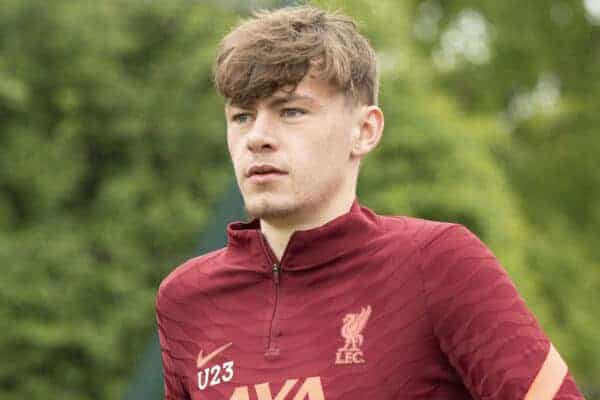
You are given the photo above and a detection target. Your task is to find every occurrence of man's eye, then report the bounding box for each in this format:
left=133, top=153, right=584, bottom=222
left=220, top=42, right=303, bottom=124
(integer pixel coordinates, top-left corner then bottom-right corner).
left=231, top=113, right=252, bottom=123
left=281, top=108, right=306, bottom=118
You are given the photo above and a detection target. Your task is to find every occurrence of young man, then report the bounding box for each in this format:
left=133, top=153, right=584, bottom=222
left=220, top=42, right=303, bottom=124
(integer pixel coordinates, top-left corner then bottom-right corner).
left=156, top=6, right=584, bottom=399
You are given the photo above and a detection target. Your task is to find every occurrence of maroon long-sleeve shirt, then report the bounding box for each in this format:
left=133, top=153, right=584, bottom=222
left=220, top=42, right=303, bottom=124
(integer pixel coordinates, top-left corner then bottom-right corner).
left=156, top=198, right=583, bottom=399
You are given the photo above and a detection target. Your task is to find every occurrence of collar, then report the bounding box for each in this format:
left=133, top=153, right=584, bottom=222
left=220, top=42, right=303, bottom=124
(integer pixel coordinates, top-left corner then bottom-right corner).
left=225, top=197, right=380, bottom=271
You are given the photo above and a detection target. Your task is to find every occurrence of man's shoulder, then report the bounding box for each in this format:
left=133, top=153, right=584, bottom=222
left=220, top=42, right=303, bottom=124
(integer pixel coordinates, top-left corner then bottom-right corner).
left=156, top=247, right=226, bottom=307
left=376, top=212, right=465, bottom=250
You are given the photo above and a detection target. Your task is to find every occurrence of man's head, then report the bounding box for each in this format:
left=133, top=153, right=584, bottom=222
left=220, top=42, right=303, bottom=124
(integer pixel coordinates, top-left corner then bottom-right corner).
left=214, top=6, right=384, bottom=223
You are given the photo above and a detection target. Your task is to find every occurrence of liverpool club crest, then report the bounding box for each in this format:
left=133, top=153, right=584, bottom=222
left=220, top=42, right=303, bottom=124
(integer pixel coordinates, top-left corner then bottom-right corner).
left=335, top=305, right=371, bottom=365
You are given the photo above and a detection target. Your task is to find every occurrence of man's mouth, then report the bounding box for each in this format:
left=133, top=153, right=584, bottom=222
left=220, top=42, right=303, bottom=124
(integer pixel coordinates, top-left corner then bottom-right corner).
left=246, top=164, right=287, bottom=183
left=246, top=164, right=287, bottom=177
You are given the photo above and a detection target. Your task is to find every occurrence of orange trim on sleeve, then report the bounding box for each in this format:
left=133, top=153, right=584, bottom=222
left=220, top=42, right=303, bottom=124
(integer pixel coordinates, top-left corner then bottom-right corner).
left=524, top=343, right=568, bottom=400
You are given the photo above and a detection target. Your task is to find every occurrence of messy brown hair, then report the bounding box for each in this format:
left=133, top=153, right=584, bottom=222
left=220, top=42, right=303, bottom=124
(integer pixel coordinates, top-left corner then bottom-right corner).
left=214, top=5, right=379, bottom=107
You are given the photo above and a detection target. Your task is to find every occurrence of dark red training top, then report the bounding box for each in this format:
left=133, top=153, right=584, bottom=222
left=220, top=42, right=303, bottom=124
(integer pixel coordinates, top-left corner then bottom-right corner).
left=156, top=198, right=583, bottom=399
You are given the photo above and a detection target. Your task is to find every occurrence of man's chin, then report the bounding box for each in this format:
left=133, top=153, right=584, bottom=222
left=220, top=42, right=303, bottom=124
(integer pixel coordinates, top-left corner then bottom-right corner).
left=243, top=196, right=300, bottom=221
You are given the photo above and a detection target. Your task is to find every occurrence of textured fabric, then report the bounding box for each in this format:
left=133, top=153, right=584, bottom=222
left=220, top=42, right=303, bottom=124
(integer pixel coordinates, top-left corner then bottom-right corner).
left=156, top=198, right=584, bottom=399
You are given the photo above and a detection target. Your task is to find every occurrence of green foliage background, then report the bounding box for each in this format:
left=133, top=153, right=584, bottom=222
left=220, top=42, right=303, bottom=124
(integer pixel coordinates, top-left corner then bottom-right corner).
left=0, top=0, right=597, bottom=398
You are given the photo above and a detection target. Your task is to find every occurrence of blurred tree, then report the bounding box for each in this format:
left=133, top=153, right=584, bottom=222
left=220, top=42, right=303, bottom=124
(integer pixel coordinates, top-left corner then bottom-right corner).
left=0, top=1, right=235, bottom=398
left=403, top=0, right=600, bottom=388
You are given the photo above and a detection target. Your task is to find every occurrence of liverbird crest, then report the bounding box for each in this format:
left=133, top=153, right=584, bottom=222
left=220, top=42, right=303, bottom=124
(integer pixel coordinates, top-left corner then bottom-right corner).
left=335, top=305, right=372, bottom=365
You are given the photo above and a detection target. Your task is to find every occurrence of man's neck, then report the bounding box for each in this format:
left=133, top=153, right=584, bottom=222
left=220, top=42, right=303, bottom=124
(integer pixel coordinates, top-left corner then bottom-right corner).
left=260, top=194, right=356, bottom=262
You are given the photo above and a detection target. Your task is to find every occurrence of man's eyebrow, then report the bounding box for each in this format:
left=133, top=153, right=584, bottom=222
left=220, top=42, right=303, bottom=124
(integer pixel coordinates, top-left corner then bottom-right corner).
left=265, top=94, right=318, bottom=107
left=225, top=102, right=249, bottom=110
left=226, top=94, right=319, bottom=111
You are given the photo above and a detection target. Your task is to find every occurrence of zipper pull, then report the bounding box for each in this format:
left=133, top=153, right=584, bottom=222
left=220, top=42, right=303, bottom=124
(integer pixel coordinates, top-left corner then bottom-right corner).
left=272, top=263, right=280, bottom=284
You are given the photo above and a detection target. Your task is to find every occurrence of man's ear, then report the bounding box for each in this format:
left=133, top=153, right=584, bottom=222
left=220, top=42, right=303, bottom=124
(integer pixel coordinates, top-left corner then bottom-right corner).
left=351, top=105, right=384, bottom=158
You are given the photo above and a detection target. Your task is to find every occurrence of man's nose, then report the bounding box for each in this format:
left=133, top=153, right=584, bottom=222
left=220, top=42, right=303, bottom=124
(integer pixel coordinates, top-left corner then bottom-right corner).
left=246, top=112, right=277, bottom=152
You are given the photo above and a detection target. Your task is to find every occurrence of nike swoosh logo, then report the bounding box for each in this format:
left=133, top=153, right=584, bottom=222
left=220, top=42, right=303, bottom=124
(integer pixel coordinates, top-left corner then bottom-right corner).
left=197, top=342, right=233, bottom=369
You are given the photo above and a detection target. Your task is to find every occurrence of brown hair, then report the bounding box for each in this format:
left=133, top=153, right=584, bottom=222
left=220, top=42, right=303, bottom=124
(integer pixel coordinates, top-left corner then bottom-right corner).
left=213, top=5, right=379, bottom=107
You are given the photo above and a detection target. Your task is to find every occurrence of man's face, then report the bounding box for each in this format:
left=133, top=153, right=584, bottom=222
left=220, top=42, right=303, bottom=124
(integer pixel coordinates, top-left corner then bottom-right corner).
left=225, top=72, right=361, bottom=222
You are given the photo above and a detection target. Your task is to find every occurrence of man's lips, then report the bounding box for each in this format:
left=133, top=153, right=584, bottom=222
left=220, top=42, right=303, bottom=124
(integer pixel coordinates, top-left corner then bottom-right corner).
left=245, top=164, right=287, bottom=184
left=245, top=164, right=287, bottom=177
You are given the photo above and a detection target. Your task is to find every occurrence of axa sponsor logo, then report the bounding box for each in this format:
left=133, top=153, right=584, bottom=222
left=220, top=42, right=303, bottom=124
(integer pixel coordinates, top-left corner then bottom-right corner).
left=229, top=376, right=325, bottom=400
left=335, top=305, right=371, bottom=365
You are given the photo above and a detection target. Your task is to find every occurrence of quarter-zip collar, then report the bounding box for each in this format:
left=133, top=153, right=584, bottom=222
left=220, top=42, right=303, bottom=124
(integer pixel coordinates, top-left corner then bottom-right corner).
left=225, top=197, right=379, bottom=271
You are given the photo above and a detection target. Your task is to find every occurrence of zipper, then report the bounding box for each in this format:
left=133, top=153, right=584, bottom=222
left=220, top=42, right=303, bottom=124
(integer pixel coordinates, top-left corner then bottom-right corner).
left=272, top=263, right=280, bottom=285
left=260, top=232, right=292, bottom=360
left=265, top=262, right=281, bottom=359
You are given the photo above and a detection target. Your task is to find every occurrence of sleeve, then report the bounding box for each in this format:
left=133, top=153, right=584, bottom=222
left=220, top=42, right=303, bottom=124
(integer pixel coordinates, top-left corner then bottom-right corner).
left=554, top=373, right=584, bottom=399
left=156, top=288, right=190, bottom=400
left=420, top=224, right=584, bottom=399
